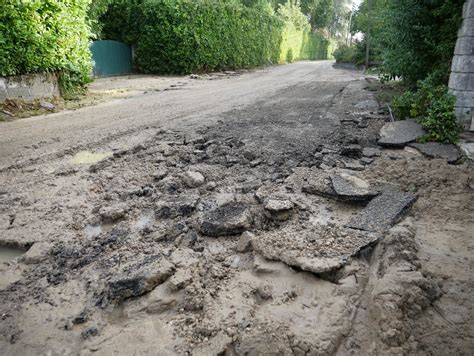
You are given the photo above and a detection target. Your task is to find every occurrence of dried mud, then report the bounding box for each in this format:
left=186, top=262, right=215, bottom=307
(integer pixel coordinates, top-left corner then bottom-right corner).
left=0, top=72, right=473, bottom=355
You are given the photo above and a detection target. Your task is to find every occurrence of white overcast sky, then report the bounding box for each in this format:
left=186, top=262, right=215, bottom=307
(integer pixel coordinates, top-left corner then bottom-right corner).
left=351, top=0, right=362, bottom=9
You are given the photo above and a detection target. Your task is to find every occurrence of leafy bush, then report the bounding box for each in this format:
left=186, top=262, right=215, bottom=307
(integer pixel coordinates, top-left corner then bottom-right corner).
left=392, top=90, right=415, bottom=120
left=379, top=0, right=463, bottom=86
left=333, top=41, right=367, bottom=65
left=333, top=44, right=355, bottom=63
left=101, top=0, right=330, bottom=74
left=391, top=79, right=463, bottom=143
left=0, top=0, right=92, bottom=93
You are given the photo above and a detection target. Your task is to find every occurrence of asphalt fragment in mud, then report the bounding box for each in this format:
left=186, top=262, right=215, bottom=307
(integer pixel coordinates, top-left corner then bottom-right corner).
left=409, top=142, right=462, bottom=163
left=346, top=186, right=417, bottom=232
left=253, top=223, right=380, bottom=274
left=97, top=255, right=175, bottom=306
left=302, top=170, right=377, bottom=203
left=378, top=119, right=426, bottom=147
left=199, top=202, right=253, bottom=237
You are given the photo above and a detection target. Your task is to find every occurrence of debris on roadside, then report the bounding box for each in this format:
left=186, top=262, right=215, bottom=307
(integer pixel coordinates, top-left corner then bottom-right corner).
left=409, top=142, right=461, bottom=163
left=346, top=185, right=417, bottom=232
left=378, top=119, right=426, bottom=147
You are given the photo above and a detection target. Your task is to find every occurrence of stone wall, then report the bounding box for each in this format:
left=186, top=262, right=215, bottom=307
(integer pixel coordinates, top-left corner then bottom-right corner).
left=0, top=73, right=60, bottom=103
left=449, top=0, right=474, bottom=131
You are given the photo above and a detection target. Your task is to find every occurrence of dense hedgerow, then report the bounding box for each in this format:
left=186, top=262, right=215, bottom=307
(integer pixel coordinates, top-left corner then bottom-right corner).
left=101, top=0, right=330, bottom=74
left=0, top=0, right=92, bottom=93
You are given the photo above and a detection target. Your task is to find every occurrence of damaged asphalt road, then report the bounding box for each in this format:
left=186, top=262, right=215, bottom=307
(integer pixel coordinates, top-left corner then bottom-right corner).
left=0, top=61, right=473, bottom=355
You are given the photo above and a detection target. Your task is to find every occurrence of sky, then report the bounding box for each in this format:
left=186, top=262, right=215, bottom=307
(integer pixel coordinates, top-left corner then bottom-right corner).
left=351, top=0, right=362, bottom=10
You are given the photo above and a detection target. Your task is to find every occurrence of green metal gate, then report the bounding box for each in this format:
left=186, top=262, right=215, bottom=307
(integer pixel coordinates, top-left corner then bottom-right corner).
left=91, top=40, right=132, bottom=77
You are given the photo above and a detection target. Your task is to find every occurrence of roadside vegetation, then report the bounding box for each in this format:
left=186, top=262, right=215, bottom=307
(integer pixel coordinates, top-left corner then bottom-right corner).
left=1, top=0, right=352, bottom=98
left=334, top=0, right=465, bottom=143
left=0, top=0, right=92, bottom=98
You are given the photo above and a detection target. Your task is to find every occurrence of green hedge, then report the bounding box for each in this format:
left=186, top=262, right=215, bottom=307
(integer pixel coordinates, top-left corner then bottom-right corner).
left=102, top=0, right=330, bottom=74
left=0, top=0, right=92, bottom=91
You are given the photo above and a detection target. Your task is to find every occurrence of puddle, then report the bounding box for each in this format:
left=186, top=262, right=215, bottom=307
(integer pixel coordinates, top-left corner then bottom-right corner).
left=85, top=223, right=114, bottom=238
left=0, top=246, right=25, bottom=264
left=71, top=151, right=112, bottom=165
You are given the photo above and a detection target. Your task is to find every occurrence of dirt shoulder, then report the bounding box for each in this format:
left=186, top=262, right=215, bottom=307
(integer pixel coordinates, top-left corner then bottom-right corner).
left=0, top=62, right=472, bottom=355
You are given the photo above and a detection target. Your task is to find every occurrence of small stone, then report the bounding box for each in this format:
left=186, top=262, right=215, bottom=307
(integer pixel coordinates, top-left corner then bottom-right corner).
left=340, top=144, right=362, bottom=158
left=362, top=147, right=381, bottom=158
left=226, top=156, right=240, bottom=165
left=205, top=181, right=217, bottom=191
left=344, top=161, right=365, bottom=171
left=255, top=285, right=273, bottom=301
left=189, top=136, right=205, bottom=145
left=264, top=199, right=293, bottom=212
left=236, top=231, right=254, bottom=252
left=357, top=120, right=368, bottom=128
left=250, top=159, right=262, bottom=167
left=183, top=171, right=205, bottom=188
left=153, top=168, right=168, bottom=181
left=155, top=196, right=199, bottom=219
left=72, top=311, right=88, bottom=325
left=39, top=101, right=55, bottom=110
left=147, top=286, right=178, bottom=314
left=81, top=327, right=98, bottom=339
left=168, top=269, right=193, bottom=291
left=243, top=150, right=257, bottom=161
left=240, top=179, right=262, bottom=194
left=319, top=163, right=332, bottom=170
left=360, top=157, right=374, bottom=165
left=99, top=204, right=127, bottom=222
left=200, top=202, right=253, bottom=237
left=264, top=199, right=294, bottom=221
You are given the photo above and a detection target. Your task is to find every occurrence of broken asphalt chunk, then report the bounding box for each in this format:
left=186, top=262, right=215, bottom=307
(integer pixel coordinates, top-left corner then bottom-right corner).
left=103, top=255, right=174, bottom=304
left=346, top=186, right=416, bottom=232
left=155, top=195, right=199, bottom=219
left=330, top=173, right=379, bottom=203
left=264, top=198, right=294, bottom=221
left=253, top=224, right=380, bottom=274
left=378, top=119, right=426, bottom=147
left=302, top=171, right=376, bottom=203
left=409, top=142, right=461, bottom=164
left=200, top=202, right=253, bottom=237
left=340, top=144, right=363, bottom=158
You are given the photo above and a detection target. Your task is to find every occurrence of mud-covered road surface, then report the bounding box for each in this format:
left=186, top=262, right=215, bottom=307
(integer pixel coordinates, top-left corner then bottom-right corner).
left=1, top=61, right=473, bottom=355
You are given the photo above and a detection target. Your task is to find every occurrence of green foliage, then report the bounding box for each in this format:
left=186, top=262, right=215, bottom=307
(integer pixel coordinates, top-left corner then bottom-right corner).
left=333, top=44, right=356, bottom=63
left=278, top=1, right=330, bottom=63
left=391, top=79, right=463, bottom=143
left=391, top=90, right=415, bottom=120
left=366, top=0, right=463, bottom=86
left=0, top=0, right=92, bottom=93
left=333, top=42, right=366, bottom=65
left=102, top=0, right=330, bottom=74
left=88, top=0, right=115, bottom=38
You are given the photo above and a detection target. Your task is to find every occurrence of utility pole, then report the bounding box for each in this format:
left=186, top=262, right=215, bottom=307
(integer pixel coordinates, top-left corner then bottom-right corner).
left=365, top=0, right=372, bottom=72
